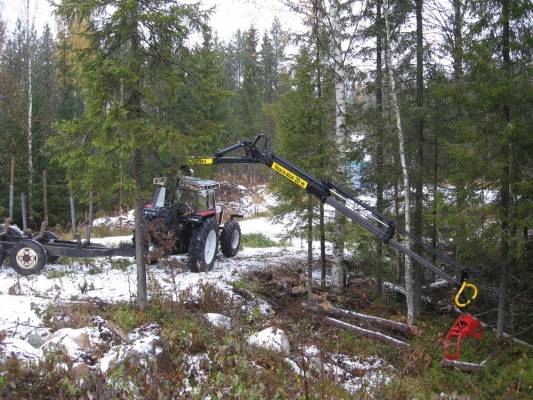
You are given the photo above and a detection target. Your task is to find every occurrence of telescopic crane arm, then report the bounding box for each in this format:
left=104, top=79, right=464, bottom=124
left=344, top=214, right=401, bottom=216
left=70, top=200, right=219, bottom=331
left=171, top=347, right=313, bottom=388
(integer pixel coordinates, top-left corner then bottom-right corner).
left=189, top=134, right=478, bottom=308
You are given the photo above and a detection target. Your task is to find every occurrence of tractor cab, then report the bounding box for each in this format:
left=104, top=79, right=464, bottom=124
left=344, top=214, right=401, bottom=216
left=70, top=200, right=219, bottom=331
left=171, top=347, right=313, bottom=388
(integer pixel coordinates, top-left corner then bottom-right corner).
left=143, top=174, right=240, bottom=272
left=149, top=176, right=222, bottom=222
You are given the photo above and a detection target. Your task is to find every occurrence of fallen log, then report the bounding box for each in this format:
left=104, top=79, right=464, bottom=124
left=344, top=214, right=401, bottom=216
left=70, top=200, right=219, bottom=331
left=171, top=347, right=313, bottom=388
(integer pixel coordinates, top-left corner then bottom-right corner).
left=324, top=317, right=410, bottom=349
left=441, top=359, right=485, bottom=372
left=302, top=301, right=420, bottom=337
left=383, top=282, right=432, bottom=304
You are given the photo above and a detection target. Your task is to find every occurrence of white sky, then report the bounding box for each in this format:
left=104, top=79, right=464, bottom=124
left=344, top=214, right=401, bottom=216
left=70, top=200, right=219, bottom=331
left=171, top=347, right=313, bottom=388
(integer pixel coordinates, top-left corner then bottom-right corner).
left=0, top=0, right=301, bottom=42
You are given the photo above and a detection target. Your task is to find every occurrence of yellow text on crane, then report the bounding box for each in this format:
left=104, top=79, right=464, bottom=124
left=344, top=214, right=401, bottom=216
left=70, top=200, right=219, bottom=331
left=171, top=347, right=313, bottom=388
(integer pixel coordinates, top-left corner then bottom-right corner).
left=271, top=162, right=308, bottom=189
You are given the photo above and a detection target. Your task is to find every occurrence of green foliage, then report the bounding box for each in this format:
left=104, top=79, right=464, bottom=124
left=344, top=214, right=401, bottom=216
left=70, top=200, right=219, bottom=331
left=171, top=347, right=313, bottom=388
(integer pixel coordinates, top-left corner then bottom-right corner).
left=241, top=232, right=278, bottom=248
left=113, top=304, right=142, bottom=333
left=46, top=269, right=70, bottom=279
left=269, top=47, right=334, bottom=236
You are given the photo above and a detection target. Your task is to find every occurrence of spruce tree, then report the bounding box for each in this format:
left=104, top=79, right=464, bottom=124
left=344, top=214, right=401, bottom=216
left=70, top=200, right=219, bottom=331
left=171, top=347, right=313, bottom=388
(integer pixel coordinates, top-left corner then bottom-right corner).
left=53, top=0, right=205, bottom=310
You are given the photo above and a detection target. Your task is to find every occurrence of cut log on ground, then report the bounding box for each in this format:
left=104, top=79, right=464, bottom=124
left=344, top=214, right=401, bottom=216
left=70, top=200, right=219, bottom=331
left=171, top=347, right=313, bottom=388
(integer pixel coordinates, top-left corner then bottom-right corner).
left=441, top=359, right=485, bottom=372
left=324, top=317, right=410, bottom=349
left=383, top=281, right=432, bottom=304
left=302, top=301, right=421, bottom=337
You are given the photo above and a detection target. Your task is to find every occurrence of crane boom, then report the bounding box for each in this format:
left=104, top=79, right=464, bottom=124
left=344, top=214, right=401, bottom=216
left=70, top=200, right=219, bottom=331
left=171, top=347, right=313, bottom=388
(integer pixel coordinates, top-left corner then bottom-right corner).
left=189, top=134, right=478, bottom=308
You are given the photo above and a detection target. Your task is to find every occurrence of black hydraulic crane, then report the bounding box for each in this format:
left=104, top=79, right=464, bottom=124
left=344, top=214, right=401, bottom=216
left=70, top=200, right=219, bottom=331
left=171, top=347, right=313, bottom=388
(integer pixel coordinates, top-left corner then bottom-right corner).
left=189, top=134, right=478, bottom=309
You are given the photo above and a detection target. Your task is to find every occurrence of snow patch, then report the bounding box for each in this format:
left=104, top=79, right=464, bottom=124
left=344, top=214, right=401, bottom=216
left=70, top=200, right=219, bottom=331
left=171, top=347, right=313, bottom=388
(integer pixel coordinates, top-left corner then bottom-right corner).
left=0, top=337, right=42, bottom=362
left=100, top=323, right=163, bottom=374
left=93, top=210, right=135, bottom=229
left=246, top=327, right=290, bottom=355
left=204, top=313, right=232, bottom=330
left=180, top=353, right=211, bottom=396
left=287, top=346, right=393, bottom=395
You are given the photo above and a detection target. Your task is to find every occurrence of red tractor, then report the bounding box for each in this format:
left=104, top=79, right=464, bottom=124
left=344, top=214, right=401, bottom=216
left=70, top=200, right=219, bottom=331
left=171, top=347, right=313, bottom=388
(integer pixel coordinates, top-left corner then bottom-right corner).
left=142, top=174, right=241, bottom=272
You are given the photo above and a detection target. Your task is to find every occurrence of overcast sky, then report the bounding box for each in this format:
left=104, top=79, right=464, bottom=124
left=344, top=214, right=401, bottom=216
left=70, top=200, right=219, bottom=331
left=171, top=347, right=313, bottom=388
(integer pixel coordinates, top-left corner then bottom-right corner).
left=1, top=0, right=300, bottom=42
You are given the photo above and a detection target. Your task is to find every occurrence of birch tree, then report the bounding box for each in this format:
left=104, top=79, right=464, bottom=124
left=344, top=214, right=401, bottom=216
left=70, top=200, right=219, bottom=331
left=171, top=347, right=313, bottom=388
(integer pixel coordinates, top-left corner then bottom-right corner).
left=384, top=1, right=416, bottom=324
left=330, top=0, right=348, bottom=292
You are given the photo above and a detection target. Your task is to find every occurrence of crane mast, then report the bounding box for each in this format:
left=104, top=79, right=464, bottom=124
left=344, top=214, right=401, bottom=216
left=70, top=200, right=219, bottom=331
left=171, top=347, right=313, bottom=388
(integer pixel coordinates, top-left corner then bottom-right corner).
left=189, top=134, right=478, bottom=308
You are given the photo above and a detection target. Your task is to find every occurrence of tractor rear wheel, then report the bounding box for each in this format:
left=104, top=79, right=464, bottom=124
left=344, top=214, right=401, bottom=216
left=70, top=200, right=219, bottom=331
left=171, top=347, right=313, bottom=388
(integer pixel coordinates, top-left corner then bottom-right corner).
left=9, top=239, right=47, bottom=276
left=189, top=217, right=218, bottom=272
left=220, top=220, right=241, bottom=257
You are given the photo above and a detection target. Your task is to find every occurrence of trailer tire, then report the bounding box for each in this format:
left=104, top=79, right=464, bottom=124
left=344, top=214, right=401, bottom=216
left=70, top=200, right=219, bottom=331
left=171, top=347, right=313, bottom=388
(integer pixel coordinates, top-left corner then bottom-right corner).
left=189, top=217, right=218, bottom=272
left=10, top=239, right=47, bottom=276
left=220, top=220, right=240, bottom=257
left=42, top=231, right=60, bottom=264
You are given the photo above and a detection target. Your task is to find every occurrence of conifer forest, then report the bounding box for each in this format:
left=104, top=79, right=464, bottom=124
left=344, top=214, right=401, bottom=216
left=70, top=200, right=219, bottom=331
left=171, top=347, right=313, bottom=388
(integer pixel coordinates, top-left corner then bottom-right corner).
left=0, top=0, right=532, bottom=398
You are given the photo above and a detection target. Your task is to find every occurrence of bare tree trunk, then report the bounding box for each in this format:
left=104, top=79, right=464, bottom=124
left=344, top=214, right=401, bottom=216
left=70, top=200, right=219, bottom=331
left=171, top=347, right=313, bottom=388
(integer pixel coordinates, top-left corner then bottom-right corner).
left=134, top=150, right=147, bottom=310
left=375, top=0, right=385, bottom=295
left=320, top=202, right=326, bottom=287
left=307, top=199, right=313, bottom=296
left=312, top=3, right=327, bottom=288
left=497, top=0, right=512, bottom=338
left=42, top=170, right=48, bottom=228
left=9, top=157, right=15, bottom=221
left=331, top=0, right=347, bottom=293
left=26, top=0, right=34, bottom=221
left=451, top=0, right=464, bottom=274
left=412, top=0, right=425, bottom=317
left=394, top=178, right=403, bottom=282
left=452, top=0, right=464, bottom=80
left=384, top=3, right=416, bottom=325
left=129, top=20, right=147, bottom=311
left=431, top=101, right=439, bottom=267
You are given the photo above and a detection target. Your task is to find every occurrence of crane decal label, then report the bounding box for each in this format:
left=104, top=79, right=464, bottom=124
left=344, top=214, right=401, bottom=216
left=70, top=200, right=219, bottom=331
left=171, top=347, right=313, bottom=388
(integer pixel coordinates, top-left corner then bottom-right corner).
left=188, top=158, right=214, bottom=165
left=271, top=162, right=308, bottom=189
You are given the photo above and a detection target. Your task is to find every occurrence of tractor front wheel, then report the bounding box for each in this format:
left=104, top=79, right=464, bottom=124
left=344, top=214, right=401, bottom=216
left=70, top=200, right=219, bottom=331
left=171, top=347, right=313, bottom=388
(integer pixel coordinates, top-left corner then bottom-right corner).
left=189, top=217, right=218, bottom=272
left=220, top=220, right=241, bottom=257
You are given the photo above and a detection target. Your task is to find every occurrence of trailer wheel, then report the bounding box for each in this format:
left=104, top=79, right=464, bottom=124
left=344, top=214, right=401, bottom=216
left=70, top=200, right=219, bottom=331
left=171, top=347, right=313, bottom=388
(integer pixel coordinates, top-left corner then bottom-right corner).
left=220, top=220, right=241, bottom=257
left=10, top=239, right=47, bottom=276
left=189, top=217, right=218, bottom=272
left=42, top=231, right=60, bottom=264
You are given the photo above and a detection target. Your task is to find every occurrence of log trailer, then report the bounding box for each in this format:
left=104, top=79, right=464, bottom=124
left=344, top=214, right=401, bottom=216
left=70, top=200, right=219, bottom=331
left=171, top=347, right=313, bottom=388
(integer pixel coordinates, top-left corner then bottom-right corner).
left=190, top=134, right=484, bottom=361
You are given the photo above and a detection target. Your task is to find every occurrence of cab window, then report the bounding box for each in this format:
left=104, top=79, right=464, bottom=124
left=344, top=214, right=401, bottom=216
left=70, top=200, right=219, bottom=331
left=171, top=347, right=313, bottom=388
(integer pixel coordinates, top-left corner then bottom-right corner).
left=153, top=186, right=166, bottom=208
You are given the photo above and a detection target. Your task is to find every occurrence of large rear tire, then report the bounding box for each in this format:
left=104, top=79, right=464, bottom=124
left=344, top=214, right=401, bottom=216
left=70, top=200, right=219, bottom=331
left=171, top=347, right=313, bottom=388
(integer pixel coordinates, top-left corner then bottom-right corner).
left=220, top=220, right=241, bottom=257
left=9, top=239, right=47, bottom=276
left=189, top=217, right=218, bottom=272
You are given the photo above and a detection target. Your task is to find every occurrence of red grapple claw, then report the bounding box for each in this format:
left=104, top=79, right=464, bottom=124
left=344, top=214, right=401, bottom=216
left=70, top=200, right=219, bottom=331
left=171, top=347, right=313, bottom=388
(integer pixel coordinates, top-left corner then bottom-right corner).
left=443, top=314, right=484, bottom=361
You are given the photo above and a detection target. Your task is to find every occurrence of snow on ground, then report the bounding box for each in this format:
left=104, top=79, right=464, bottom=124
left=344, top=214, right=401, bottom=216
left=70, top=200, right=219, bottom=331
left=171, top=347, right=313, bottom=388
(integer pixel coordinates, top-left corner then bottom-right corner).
left=0, top=186, right=393, bottom=394
left=93, top=210, right=135, bottom=229
left=220, top=183, right=278, bottom=218
left=285, top=345, right=394, bottom=395
left=240, top=217, right=288, bottom=240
